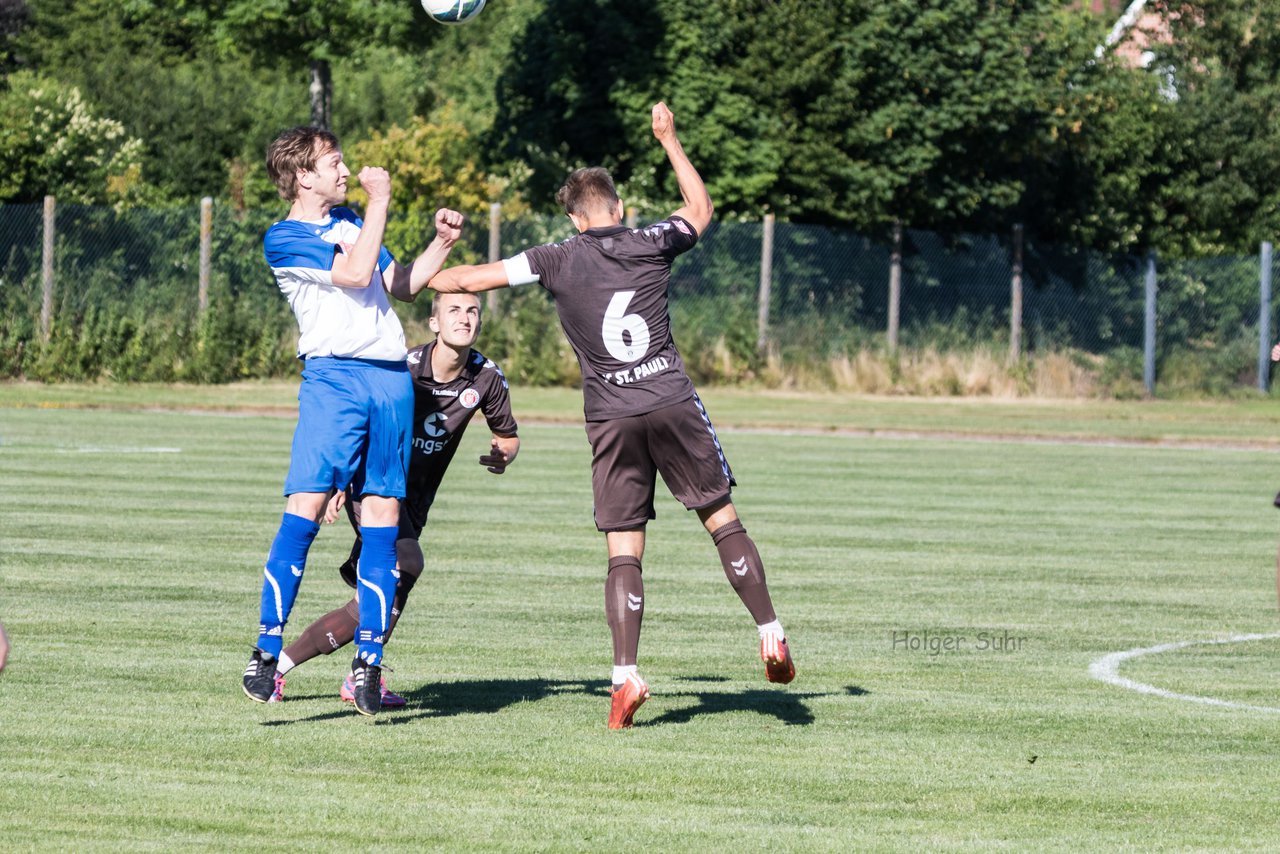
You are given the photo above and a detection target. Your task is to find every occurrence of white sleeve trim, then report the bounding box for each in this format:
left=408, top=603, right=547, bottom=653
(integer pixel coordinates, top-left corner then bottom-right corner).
left=502, top=253, right=540, bottom=287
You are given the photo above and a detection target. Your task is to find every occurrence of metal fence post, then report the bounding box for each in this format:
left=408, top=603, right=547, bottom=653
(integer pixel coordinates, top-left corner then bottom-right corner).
left=1260, top=241, right=1274, bottom=392
left=757, top=213, right=775, bottom=354
left=198, top=197, right=212, bottom=313
left=41, top=195, right=55, bottom=342
left=887, top=221, right=901, bottom=352
left=487, top=202, right=501, bottom=316
left=1010, top=224, right=1024, bottom=363
left=1144, top=252, right=1157, bottom=396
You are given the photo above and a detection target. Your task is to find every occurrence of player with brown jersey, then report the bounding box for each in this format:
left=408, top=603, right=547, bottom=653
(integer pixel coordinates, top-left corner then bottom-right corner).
left=267, top=292, right=520, bottom=706
left=426, top=102, right=794, bottom=729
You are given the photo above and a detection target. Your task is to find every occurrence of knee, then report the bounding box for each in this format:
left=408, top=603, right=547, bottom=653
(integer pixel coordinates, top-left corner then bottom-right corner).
left=396, top=541, right=424, bottom=589
left=710, top=519, right=747, bottom=546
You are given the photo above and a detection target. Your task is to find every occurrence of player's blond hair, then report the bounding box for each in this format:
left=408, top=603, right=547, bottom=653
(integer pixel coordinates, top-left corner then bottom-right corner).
left=556, top=167, right=620, bottom=218
left=265, top=127, right=341, bottom=201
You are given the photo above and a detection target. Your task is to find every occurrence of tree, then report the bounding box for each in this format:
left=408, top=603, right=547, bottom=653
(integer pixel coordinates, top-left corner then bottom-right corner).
left=1017, top=0, right=1280, bottom=255
left=1148, top=1, right=1280, bottom=253
left=346, top=106, right=496, bottom=260
left=484, top=0, right=1061, bottom=236
left=15, top=0, right=440, bottom=203
left=0, top=70, right=151, bottom=204
left=161, top=0, right=434, bottom=130
left=0, top=0, right=29, bottom=72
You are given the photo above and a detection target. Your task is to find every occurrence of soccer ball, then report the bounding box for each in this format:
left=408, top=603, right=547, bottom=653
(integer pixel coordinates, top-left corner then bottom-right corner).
left=421, top=0, right=486, bottom=25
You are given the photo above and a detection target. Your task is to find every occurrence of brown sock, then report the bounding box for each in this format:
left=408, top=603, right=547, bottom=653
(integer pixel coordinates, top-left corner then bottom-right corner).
left=384, top=559, right=421, bottom=644
left=604, top=556, right=644, bottom=679
left=282, top=559, right=422, bottom=667
left=282, top=599, right=361, bottom=667
left=711, top=520, right=777, bottom=625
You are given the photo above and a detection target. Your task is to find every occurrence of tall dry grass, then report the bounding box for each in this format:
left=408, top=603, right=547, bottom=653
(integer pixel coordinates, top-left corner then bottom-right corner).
left=764, top=346, right=1103, bottom=397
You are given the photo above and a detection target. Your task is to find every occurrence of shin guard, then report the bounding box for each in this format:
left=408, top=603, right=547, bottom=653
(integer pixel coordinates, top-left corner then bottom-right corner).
left=257, top=513, right=320, bottom=657
left=711, top=520, right=777, bottom=625
left=604, top=556, right=644, bottom=667
left=354, top=525, right=399, bottom=665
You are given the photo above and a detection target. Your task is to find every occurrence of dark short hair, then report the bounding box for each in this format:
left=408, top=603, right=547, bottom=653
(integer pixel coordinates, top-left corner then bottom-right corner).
left=265, top=127, right=341, bottom=201
left=555, top=167, right=620, bottom=217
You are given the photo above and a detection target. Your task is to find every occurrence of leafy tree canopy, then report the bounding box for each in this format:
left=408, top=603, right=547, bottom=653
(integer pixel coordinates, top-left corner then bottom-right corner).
left=0, top=69, right=152, bottom=204
left=6, top=0, right=1280, bottom=256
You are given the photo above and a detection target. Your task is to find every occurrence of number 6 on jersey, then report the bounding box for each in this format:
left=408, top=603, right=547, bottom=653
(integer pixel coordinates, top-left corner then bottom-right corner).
left=602, top=290, right=651, bottom=362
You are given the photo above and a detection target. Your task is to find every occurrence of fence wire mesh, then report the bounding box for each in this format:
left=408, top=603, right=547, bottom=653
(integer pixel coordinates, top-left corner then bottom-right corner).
left=1, top=201, right=1276, bottom=392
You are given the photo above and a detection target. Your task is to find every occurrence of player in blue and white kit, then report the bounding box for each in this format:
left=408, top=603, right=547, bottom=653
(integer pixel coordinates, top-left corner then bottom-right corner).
left=266, top=293, right=520, bottom=708
left=242, top=125, right=464, bottom=717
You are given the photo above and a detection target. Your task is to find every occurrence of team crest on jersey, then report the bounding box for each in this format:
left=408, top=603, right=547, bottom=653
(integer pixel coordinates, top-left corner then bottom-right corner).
left=460, top=388, right=480, bottom=409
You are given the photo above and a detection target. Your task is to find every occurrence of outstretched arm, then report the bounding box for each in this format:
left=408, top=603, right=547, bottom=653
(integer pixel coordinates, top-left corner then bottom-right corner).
left=428, top=260, right=512, bottom=294
left=651, top=102, right=713, bottom=235
left=386, top=208, right=465, bottom=302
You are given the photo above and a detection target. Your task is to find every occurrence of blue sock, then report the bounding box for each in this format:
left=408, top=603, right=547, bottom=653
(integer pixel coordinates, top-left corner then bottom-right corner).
left=355, top=526, right=399, bottom=666
left=256, top=513, right=320, bottom=658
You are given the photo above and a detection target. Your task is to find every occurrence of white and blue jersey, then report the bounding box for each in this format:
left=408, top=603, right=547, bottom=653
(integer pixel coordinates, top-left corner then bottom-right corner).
left=265, top=206, right=413, bottom=500
left=264, top=206, right=407, bottom=362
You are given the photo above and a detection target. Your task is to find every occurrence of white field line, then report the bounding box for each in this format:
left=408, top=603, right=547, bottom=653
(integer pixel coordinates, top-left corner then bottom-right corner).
left=1089, top=632, right=1280, bottom=713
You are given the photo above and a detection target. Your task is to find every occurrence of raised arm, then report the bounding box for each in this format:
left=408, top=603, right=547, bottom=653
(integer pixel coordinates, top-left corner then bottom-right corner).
left=651, top=102, right=713, bottom=235
left=386, top=208, right=465, bottom=302
left=331, top=166, right=392, bottom=287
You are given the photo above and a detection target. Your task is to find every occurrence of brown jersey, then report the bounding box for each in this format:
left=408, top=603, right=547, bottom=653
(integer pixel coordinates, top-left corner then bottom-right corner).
left=401, top=341, right=517, bottom=533
left=518, top=216, right=699, bottom=421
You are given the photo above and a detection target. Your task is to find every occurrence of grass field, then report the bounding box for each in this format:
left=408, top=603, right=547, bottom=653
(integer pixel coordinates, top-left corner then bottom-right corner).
left=4, top=384, right=1280, bottom=850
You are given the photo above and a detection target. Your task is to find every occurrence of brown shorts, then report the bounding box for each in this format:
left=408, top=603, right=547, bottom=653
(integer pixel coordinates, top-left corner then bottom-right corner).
left=585, top=393, right=736, bottom=532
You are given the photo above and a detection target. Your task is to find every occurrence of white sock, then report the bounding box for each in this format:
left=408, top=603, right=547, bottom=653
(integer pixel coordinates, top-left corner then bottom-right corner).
left=611, top=664, right=637, bottom=686
left=757, top=620, right=784, bottom=640
left=276, top=652, right=296, bottom=675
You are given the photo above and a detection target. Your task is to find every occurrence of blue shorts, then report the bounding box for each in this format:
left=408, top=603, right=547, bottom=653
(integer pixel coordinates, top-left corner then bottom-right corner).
left=283, top=357, right=413, bottom=499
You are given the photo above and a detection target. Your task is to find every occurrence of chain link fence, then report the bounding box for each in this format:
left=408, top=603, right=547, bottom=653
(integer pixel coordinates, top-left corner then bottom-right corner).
left=3, top=198, right=1277, bottom=394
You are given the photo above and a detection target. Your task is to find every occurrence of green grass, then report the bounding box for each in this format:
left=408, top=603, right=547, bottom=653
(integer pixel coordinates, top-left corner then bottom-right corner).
left=8, top=378, right=1280, bottom=444
left=3, top=385, right=1280, bottom=850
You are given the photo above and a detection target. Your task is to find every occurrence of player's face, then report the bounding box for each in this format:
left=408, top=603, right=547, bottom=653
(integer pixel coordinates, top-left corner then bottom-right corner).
left=430, top=296, right=482, bottom=348
left=307, top=144, right=349, bottom=205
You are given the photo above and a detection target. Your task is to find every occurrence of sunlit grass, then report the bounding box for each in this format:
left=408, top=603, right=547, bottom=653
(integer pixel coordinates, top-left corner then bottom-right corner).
left=3, top=391, right=1280, bottom=849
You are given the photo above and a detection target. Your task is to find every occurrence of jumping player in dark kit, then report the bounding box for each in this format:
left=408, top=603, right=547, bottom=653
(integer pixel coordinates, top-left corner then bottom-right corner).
left=426, top=101, right=795, bottom=729
left=266, top=291, right=520, bottom=706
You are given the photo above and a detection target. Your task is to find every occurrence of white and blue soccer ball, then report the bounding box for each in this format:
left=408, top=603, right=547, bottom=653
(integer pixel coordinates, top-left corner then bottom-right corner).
left=421, top=0, right=487, bottom=25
